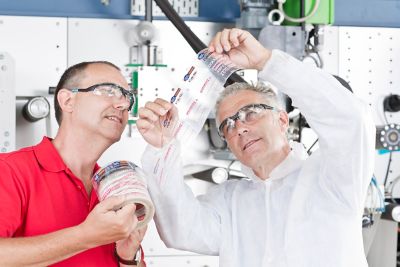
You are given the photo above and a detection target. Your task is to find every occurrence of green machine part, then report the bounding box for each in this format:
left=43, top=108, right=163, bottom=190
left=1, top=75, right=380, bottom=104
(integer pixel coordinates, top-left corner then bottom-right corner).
left=128, top=69, right=139, bottom=125
left=132, top=70, right=139, bottom=116
left=282, top=0, right=334, bottom=25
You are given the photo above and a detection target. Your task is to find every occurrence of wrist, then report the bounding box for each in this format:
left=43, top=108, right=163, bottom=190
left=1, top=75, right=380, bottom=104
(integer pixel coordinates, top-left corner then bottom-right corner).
left=115, top=246, right=140, bottom=266
left=74, top=222, right=99, bottom=249
left=256, top=48, right=272, bottom=71
left=71, top=224, right=96, bottom=250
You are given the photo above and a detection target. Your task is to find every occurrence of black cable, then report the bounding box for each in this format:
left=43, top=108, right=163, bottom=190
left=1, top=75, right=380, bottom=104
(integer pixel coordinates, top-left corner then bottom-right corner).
left=226, top=160, right=236, bottom=179
left=298, top=113, right=303, bottom=141
left=384, top=110, right=389, bottom=124
left=382, top=96, right=392, bottom=189
left=383, top=151, right=393, bottom=188
left=307, top=138, right=319, bottom=155
left=315, top=51, right=323, bottom=68
left=153, top=0, right=245, bottom=86
left=382, top=88, right=391, bottom=125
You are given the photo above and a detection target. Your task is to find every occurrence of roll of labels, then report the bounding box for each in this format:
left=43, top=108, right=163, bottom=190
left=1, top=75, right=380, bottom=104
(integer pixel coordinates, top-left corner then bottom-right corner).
left=92, top=160, right=155, bottom=229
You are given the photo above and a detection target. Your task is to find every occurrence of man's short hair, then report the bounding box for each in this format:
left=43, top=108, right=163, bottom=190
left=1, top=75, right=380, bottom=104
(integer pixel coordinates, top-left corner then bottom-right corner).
left=215, top=82, right=283, bottom=122
left=54, top=61, right=120, bottom=125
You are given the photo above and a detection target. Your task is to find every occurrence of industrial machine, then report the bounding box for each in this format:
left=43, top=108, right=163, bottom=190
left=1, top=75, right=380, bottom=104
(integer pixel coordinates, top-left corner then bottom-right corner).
left=0, top=0, right=399, bottom=265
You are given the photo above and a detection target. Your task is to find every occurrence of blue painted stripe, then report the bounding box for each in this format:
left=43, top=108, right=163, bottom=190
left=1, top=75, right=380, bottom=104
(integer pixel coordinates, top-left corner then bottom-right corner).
left=0, top=0, right=399, bottom=26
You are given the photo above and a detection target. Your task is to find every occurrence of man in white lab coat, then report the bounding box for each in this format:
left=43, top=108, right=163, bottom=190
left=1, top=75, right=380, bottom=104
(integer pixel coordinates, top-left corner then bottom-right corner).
left=137, top=28, right=375, bottom=267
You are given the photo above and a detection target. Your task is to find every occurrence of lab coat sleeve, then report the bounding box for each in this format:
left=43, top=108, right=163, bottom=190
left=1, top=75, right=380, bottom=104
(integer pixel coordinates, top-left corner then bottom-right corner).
left=258, top=50, right=376, bottom=211
left=141, top=141, right=225, bottom=255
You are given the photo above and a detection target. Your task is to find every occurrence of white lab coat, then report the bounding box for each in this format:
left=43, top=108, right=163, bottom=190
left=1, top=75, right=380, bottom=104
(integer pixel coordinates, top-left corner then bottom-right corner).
left=141, top=50, right=376, bottom=267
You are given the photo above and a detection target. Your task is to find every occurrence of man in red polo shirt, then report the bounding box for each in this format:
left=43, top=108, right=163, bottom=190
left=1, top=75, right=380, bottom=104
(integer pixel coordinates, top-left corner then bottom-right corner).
left=0, top=61, right=146, bottom=266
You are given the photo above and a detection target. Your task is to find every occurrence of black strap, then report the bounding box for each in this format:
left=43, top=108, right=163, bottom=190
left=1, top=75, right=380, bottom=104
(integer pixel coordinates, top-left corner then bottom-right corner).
left=114, top=247, right=138, bottom=266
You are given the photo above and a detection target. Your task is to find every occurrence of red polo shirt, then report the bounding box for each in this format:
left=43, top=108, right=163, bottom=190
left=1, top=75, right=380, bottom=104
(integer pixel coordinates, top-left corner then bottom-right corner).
left=0, top=137, right=117, bottom=266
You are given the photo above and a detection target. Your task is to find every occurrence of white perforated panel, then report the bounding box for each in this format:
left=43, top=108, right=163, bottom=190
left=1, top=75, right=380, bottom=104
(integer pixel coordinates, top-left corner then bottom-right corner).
left=323, top=26, right=400, bottom=196
left=0, top=53, right=15, bottom=152
left=338, top=26, right=400, bottom=123
left=0, top=16, right=67, bottom=96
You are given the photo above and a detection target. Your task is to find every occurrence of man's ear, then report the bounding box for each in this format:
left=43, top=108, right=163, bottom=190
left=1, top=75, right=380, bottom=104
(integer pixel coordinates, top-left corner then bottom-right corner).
left=57, top=89, right=75, bottom=114
left=278, top=110, right=289, bottom=132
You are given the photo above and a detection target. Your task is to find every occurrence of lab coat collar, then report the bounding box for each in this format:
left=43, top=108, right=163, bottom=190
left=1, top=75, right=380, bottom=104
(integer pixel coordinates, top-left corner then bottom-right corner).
left=240, top=141, right=307, bottom=183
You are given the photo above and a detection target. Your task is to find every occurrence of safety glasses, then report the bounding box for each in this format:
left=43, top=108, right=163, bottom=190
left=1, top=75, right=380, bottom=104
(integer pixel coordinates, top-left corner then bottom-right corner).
left=69, top=82, right=135, bottom=111
left=218, top=103, right=279, bottom=140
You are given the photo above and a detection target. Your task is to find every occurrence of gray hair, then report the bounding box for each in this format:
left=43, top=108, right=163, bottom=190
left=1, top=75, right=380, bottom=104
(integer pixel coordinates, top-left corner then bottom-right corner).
left=215, top=82, right=284, bottom=121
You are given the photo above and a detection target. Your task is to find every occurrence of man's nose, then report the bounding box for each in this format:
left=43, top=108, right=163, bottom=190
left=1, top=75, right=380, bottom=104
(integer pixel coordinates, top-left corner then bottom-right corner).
left=235, top=119, right=249, bottom=136
left=113, top=96, right=130, bottom=111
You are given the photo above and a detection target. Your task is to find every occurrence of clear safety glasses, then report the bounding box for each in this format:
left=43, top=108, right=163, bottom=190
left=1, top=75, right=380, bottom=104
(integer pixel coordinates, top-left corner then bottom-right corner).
left=218, top=103, right=279, bottom=140
left=69, top=83, right=135, bottom=111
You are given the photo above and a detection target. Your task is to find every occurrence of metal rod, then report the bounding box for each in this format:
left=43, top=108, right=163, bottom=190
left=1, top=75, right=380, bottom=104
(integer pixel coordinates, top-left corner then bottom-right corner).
left=145, top=0, right=153, bottom=22
left=145, top=0, right=153, bottom=65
